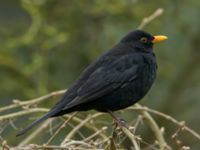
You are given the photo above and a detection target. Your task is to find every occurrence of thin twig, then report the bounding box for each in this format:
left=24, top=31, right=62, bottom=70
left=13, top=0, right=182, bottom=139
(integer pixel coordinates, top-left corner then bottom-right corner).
left=46, top=112, right=77, bottom=144
left=61, top=113, right=103, bottom=145
left=83, top=126, right=108, bottom=142
left=129, top=106, right=200, bottom=141
left=0, top=108, right=49, bottom=121
left=121, top=126, right=140, bottom=150
left=19, top=119, right=53, bottom=146
left=138, top=8, right=164, bottom=29
left=63, top=140, right=93, bottom=148
left=135, top=104, right=170, bottom=150
left=0, top=90, right=66, bottom=113
left=62, top=114, right=108, bottom=140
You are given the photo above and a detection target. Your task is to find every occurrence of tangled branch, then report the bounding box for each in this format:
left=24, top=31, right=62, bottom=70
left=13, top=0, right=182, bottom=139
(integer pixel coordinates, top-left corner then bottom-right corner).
left=0, top=89, right=199, bottom=149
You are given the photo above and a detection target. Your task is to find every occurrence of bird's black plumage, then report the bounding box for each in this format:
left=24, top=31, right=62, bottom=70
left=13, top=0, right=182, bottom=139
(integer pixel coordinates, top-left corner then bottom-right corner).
left=17, top=30, right=165, bottom=136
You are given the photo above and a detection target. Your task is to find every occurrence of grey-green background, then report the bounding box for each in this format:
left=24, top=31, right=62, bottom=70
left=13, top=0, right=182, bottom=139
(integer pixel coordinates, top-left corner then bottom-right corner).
left=0, top=0, right=200, bottom=149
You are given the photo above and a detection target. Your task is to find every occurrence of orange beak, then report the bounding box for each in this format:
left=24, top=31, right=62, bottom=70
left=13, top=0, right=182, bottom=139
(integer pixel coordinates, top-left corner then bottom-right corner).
left=153, top=35, right=168, bottom=43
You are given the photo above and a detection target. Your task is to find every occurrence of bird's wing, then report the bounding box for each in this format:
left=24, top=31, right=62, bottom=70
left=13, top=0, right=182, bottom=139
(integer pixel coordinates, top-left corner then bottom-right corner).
left=63, top=55, right=139, bottom=110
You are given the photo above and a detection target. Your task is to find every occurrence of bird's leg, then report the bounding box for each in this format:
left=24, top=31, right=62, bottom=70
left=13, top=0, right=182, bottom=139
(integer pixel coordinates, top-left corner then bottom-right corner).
left=108, top=110, right=129, bottom=129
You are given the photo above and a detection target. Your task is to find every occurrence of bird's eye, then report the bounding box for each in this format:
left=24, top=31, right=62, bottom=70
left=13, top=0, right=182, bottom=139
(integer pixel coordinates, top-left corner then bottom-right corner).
left=140, top=37, right=148, bottom=43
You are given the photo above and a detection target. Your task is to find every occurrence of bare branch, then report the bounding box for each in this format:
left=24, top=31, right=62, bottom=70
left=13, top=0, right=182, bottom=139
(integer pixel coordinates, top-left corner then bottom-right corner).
left=135, top=104, right=170, bottom=150
left=0, top=90, right=66, bottom=113
left=0, top=108, right=49, bottom=121
left=138, top=8, right=164, bottom=29
left=129, top=106, right=200, bottom=141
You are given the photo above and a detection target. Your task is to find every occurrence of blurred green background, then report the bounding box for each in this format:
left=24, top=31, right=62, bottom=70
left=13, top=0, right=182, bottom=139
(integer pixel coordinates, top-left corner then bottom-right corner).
left=0, top=0, right=200, bottom=149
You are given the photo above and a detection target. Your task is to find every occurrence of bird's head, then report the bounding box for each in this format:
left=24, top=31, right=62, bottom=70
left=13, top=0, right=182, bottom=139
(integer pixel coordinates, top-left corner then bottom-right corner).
left=120, top=30, right=168, bottom=52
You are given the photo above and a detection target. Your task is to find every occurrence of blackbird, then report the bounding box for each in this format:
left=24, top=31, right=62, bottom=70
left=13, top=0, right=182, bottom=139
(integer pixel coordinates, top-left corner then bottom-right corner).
left=17, top=30, right=167, bottom=136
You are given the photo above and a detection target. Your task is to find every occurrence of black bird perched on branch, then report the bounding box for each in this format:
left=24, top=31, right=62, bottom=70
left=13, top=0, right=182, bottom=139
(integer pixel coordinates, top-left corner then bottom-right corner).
left=17, top=30, right=167, bottom=136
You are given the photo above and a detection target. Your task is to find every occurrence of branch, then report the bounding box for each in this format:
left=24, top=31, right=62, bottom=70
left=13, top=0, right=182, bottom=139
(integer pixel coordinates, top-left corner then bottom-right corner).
left=135, top=104, right=170, bottom=150
left=61, top=113, right=103, bottom=146
left=138, top=8, right=164, bottom=29
left=120, top=126, right=140, bottom=150
left=0, top=89, right=66, bottom=113
left=19, top=119, right=53, bottom=146
left=46, top=112, right=77, bottom=145
left=0, top=108, right=49, bottom=121
left=129, top=106, right=200, bottom=141
left=83, top=126, right=108, bottom=142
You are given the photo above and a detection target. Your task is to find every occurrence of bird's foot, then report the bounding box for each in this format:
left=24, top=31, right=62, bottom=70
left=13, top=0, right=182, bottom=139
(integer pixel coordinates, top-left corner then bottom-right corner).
left=113, top=118, right=129, bottom=129
left=108, top=110, right=130, bottom=130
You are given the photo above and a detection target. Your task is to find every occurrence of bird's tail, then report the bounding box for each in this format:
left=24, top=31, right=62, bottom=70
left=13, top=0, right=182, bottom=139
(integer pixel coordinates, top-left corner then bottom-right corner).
left=16, top=109, right=60, bottom=137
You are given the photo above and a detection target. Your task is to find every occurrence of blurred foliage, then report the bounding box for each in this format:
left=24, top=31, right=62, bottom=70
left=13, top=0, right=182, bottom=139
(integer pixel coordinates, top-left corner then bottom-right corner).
left=0, top=0, right=200, bottom=149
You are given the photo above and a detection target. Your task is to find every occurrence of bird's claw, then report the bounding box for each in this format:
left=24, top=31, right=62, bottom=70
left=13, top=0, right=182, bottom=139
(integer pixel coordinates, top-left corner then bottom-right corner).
left=112, top=117, right=129, bottom=129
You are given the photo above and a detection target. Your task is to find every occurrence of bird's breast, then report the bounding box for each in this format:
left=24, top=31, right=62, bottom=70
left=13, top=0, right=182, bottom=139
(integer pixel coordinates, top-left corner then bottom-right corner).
left=135, top=55, right=157, bottom=98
